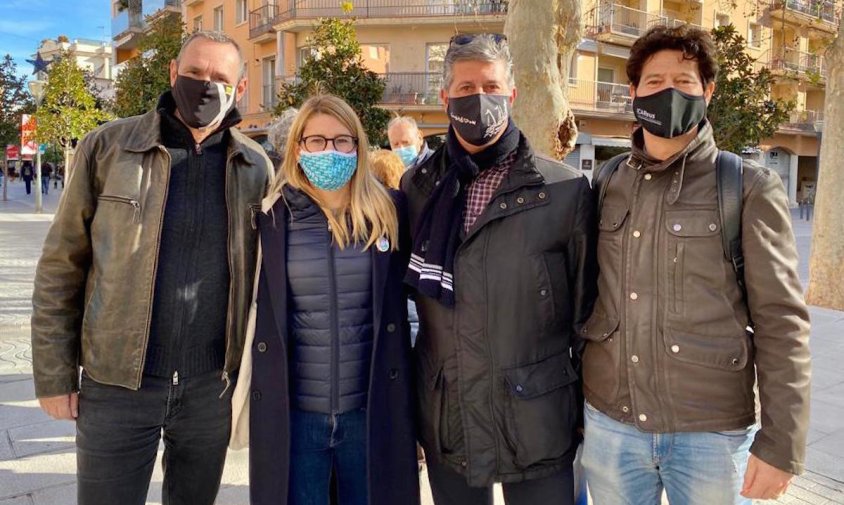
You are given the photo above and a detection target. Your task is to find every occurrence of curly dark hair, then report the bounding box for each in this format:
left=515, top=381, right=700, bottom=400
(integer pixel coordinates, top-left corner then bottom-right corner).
left=626, top=24, right=719, bottom=87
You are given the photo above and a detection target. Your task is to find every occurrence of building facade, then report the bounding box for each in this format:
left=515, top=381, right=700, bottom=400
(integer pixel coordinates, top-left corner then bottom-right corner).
left=128, top=0, right=838, bottom=204
left=35, top=37, right=115, bottom=101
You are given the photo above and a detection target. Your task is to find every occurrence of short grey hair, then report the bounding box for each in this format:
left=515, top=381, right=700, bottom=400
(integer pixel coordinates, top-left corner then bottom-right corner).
left=387, top=115, right=419, bottom=132
left=268, top=107, right=300, bottom=153
left=443, top=34, right=514, bottom=90
left=177, top=31, right=245, bottom=78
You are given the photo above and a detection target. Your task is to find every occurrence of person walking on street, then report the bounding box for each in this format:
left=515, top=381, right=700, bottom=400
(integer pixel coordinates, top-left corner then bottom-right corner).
left=402, top=34, right=597, bottom=505
left=21, top=161, right=33, bottom=195
left=41, top=162, right=52, bottom=195
left=231, top=94, right=420, bottom=505
left=31, top=31, right=272, bottom=505
left=580, top=25, right=811, bottom=505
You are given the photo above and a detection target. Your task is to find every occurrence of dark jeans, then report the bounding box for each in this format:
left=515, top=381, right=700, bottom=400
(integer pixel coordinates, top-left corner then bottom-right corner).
left=289, top=408, right=368, bottom=505
left=427, top=457, right=574, bottom=505
left=41, top=175, right=49, bottom=194
left=76, top=370, right=232, bottom=505
left=24, top=178, right=31, bottom=194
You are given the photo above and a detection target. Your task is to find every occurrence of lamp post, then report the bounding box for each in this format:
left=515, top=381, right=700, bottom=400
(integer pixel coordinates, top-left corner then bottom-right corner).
left=28, top=79, right=46, bottom=214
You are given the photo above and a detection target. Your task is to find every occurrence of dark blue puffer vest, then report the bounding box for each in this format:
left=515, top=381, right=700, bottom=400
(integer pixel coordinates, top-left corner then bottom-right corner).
left=284, top=187, right=374, bottom=414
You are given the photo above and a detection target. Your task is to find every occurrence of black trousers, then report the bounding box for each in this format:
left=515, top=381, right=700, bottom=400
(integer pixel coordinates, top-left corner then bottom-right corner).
left=76, top=370, right=232, bottom=505
left=427, top=457, right=575, bottom=505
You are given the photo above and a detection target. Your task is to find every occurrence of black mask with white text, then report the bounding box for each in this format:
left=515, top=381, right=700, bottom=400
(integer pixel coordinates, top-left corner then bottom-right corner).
left=632, top=87, right=707, bottom=139
left=447, top=94, right=509, bottom=146
left=171, top=75, right=237, bottom=130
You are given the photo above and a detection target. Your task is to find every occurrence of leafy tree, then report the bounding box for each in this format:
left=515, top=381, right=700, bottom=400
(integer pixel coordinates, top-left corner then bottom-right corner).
left=275, top=14, right=390, bottom=146
left=0, top=55, right=34, bottom=150
left=112, top=14, right=184, bottom=118
left=33, top=49, right=112, bottom=173
left=708, top=24, right=794, bottom=153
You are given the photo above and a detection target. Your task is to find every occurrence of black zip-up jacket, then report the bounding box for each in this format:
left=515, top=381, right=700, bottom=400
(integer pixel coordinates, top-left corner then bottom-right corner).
left=401, top=133, right=598, bottom=486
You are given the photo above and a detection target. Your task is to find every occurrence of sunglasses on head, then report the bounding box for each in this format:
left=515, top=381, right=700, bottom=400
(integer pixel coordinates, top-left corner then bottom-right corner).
left=449, top=33, right=508, bottom=47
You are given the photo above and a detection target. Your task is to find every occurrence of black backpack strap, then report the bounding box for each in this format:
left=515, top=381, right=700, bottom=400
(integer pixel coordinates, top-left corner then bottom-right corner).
left=593, top=152, right=630, bottom=210
left=715, top=150, right=748, bottom=304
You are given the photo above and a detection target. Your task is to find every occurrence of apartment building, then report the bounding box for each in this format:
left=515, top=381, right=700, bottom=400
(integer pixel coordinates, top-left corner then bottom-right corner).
left=34, top=37, right=115, bottom=101
left=111, top=0, right=183, bottom=65
left=126, top=0, right=837, bottom=203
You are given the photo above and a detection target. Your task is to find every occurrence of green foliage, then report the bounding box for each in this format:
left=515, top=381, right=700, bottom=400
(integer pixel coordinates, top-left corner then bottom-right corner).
left=0, top=55, right=34, bottom=149
left=708, top=25, right=794, bottom=153
left=112, top=14, right=185, bottom=118
left=33, top=49, right=112, bottom=148
left=275, top=16, right=390, bottom=146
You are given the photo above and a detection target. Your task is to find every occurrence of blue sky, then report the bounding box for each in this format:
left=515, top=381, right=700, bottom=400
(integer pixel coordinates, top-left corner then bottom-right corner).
left=0, top=0, right=110, bottom=79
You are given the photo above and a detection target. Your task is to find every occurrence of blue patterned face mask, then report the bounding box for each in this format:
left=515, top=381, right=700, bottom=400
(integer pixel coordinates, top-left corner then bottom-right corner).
left=298, top=150, right=358, bottom=191
left=394, top=145, right=419, bottom=167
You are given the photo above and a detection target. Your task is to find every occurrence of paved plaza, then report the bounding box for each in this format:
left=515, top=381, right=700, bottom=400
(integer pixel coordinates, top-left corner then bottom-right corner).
left=0, top=178, right=841, bottom=504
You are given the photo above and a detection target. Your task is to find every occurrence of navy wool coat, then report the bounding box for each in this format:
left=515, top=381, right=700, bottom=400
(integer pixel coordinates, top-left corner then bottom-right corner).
left=248, top=189, right=420, bottom=505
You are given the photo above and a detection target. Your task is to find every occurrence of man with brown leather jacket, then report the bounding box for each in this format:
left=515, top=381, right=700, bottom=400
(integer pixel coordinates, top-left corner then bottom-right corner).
left=580, top=25, right=811, bottom=504
left=31, top=32, right=271, bottom=505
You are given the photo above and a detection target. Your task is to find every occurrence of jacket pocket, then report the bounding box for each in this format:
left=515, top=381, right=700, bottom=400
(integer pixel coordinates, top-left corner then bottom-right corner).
left=580, top=313, right=621, bottom=402
left=501, top=352, right=578, bottom=469
left=663, top=326, right=749, bottom=371
left=98, top=194, right=141, bottom=223
left=416, top=351, right=444, bottom=455
left=664, top=209, right=720, bottom=317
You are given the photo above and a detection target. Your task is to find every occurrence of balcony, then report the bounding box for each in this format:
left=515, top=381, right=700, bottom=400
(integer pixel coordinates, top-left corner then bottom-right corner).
left=589, top=2, right=667, bottom=47
left=275, top=72, right=445, bottom=107
left=264, top=0, right=506, bottom=28
left=769, top=0, right=838, bottom=33
left=250, top=4, right=280, bottom=40
left=143, top=0, right=182, bottom=17
left=568, top=79, right=633, bottom=116
left=770, top=48, right=827, bottom=83
left=782, top=109, right=824, bottom=131
left=111, top=9, right=144, bottom=40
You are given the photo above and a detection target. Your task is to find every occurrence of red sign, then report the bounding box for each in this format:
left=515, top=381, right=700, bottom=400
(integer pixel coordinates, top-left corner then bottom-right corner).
left=5, top=145, right=20, bottom=160
left=21, top=114, right=37, bottom=156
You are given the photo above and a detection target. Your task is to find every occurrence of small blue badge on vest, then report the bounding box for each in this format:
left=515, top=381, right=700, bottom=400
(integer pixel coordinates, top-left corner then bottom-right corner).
left=377, top=236, right=390, bottom=252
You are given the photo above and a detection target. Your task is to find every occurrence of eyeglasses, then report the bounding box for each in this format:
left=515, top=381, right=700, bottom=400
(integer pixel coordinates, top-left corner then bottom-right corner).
left=299, top=135, right=358, bottom=154
left=449, top=33, right=508, bottom=47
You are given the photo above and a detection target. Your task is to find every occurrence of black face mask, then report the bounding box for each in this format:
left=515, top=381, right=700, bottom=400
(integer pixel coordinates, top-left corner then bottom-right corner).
left=447, top=94, right=510, bottom=146
left=171, top=75, right=237, bottom=129
left=632, top=87, right=707, bottom=139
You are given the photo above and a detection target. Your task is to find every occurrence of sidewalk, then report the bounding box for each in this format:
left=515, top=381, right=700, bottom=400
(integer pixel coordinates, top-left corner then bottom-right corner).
left=0, top=181, right=841, bottom=504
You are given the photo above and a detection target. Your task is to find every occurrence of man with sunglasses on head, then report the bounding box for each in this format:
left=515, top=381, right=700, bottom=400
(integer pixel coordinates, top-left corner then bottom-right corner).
left=401, top=33, right=597, bottom=505
left=31, top=31, right=272, bottom=505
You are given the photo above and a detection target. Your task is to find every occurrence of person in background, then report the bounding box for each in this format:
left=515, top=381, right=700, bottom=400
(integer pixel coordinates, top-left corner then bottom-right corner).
left=370, top=149, right=405, bottom=190
left=41, top=162, right=52, bottom=195
left=232, top=94, right=420, bottom=505
left=267, top=107, right=300, bottom=171
left=388, top=116, right=434, bottom=170
left=21, top=161, right=33, bottom=195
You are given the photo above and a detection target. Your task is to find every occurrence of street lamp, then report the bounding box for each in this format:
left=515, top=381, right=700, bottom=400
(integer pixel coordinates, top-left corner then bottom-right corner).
left=28, top=79, right=46, bottom=214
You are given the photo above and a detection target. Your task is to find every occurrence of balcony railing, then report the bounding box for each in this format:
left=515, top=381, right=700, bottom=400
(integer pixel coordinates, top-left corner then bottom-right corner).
left=594, top=1, right=667, bottom=39
left=143, top=0, right=182, bottom=17
left=111, top=9, right=144, bottom=38
left=568, top=79, right=632, bottom=113
left=250, top=4, right=280, bottom=38
left=771, top=48, right=826, bottom=77
left=381, top=72, right=443, bottom=105
left=262, top=0, right=506, bottom=24
left=783, top=109, right=824, bottom=130
left=778, top=0, right=837, bottom=24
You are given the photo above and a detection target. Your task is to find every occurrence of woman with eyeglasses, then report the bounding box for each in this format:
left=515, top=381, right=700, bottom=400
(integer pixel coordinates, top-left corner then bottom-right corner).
left=230, top=94, right=420, bottom=505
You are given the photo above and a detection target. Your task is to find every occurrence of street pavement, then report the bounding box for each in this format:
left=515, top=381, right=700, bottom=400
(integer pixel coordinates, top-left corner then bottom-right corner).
left=0, top=179, right=841, bottom=505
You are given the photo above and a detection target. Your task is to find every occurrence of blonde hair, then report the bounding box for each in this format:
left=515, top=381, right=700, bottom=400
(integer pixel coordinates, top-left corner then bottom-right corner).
left=369, top=149, right=405, bottom=190
left=268, top=94, right=398, bottom=251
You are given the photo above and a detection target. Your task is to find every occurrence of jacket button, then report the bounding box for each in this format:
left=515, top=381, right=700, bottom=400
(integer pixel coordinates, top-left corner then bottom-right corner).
left=631, top=355, right=640, bottom=363
left=540, top=289, right=548, bottom=297
left=460, top=459, right=468, bottom=467
left=257, top=342, right=267, bottom=353
left=709, top=223, right=718, bottom=231
left=633, top=230, right=641, bottom=238
left=731, top=358, right=740, bottom=365
left=389, top=369, right=399, bottom=380
left=671, top=345, right=680, bottom=353
left=252, top=390, right=262, bottom=401
left=387, top=323, right=396, bottom=333
left=516, top=196, right=525, bottom=204
left=629, top=292, right=638, bottom=301
left=622, top=406, right=630, bottom=413
left=538, top=192, right=546, bottom=199
left=499, top=202, right=508, bottom=210
left=644, top=173, right=653, bottom=181
left=673, top=224, right=682, bottom=232
left=581, top=327, right=588, bottom=334
left=515, top=384, right=524, bottom=393
left=639, top=413, right=648, bottom=422
left=421, top=168, right=428, bottom=174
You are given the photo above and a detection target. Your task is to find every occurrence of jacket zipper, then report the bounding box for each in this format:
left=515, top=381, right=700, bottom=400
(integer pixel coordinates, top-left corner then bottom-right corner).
left=136, top=146, right=173, bottom=390
left=99, top=195, right=141, bottom=223
left=222, top=150, right=237, bottom=391
left=328, top=223, right=340, bottom=414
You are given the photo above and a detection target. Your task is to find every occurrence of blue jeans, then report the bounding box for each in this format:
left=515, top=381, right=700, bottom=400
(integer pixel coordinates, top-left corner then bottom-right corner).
left=289, top=408, right=368, bottom=505
left=582, top=402, right=756, bottom=505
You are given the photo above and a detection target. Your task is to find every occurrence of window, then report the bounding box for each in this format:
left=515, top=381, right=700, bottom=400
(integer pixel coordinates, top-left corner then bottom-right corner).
left=214, top=6, right=224, bottom=31
left=598, top=68, right=615, bottom=83
left=298, top=46, right=319, bottom=67
left=236, top=0, right=248, bottom=25
left=193, top=15, right=203, bottom=32
left=425, top=43, right=447, bottom=97
left=748, top=23, right=762, bottom=48
left=262, top=57, right=276, bottom=109
left=360, top=44, right=389, bottom=73
left=568, top=52, right=579, bottom=84
left=715, top=13, right=730, bottom=28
